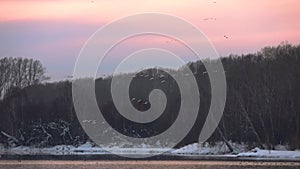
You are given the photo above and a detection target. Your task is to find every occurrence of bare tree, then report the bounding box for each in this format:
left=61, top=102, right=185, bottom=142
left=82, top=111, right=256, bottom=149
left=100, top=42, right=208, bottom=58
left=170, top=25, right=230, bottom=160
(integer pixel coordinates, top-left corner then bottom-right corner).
left=0, top=57, right=49, bottom=98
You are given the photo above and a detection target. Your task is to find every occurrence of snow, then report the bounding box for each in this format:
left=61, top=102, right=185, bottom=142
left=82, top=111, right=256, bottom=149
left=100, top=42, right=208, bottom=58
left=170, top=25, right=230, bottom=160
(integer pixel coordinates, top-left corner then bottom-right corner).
left=172, top=142, right=300, bottom=159
left=274, top=144, right=289, bottom=151
left=0, top=144, right=4, bottom=156
left=0, top=142, right=171, bottom=156
left=172, top=142, right=248, bottom=155
left=237, top=147, right=300, bottom=158
left=0, top=142, right=299, bottom=160
left=73, top=141, right=106, bottom=155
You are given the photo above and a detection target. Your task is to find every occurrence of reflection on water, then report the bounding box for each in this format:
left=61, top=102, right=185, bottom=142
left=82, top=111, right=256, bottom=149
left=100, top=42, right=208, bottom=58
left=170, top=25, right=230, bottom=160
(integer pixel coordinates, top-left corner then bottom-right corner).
left=0, top=161, right=299, bottom=169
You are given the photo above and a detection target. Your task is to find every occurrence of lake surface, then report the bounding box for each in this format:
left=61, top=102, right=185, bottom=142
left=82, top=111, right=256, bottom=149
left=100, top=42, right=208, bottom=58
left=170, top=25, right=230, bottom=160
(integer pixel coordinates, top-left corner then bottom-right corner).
left=0, top=161, right=299, bottom=169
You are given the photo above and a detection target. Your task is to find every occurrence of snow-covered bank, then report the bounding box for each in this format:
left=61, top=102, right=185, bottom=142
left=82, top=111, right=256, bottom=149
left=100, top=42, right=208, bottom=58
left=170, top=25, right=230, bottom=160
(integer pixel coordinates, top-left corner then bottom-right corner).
left=0, top=142, right=173, bottom=156
left=172, top=142, right=248, bottom=155
left=0, top=142, right=299, bottom=160
left=171, top=142, right=300, bottom=159
left=237, top=147, right=300, bottom=158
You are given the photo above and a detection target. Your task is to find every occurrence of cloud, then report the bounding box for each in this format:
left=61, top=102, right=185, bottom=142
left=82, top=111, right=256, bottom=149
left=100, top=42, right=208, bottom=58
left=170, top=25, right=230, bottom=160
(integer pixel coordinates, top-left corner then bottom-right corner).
left=0, top=0, right=299, bottom=80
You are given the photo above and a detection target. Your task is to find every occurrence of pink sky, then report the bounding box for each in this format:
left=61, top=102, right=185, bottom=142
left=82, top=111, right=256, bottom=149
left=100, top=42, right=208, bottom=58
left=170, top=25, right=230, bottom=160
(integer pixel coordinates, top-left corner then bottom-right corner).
left=0, top=0, right=299, bottom=80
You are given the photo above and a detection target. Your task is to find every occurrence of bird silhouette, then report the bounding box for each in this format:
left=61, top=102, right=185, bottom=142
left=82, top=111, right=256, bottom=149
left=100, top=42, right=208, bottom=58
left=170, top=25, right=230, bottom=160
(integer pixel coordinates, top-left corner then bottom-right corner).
left=204, top=17, right=216, bottom=21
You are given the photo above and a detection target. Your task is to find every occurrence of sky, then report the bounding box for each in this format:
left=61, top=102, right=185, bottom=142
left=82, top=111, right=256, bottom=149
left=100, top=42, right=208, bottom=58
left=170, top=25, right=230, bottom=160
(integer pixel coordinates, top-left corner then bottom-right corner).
left=0, top=0, right=299, bottom=80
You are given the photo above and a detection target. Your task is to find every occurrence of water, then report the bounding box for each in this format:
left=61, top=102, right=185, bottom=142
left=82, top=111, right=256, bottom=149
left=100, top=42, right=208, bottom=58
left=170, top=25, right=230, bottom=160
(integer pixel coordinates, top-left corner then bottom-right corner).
left=0, top=161, right=299, bottom=169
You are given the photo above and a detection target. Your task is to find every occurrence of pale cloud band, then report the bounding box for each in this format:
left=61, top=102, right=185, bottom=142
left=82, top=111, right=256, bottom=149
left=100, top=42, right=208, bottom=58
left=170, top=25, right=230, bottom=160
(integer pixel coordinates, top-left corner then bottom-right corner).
left=0, top=0, right=299, bottom=80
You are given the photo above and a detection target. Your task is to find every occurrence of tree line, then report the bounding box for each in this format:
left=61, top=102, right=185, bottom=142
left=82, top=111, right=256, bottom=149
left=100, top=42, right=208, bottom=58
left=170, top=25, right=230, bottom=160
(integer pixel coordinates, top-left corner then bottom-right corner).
left=0, top=57, right=49, bottom=99
left=0, top=43, right=299, bottom=150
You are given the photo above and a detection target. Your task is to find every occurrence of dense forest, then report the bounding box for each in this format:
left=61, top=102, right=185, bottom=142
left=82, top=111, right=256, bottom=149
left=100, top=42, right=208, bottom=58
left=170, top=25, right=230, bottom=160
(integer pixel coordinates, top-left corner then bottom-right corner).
left=0, top=43, right=299, bottom=151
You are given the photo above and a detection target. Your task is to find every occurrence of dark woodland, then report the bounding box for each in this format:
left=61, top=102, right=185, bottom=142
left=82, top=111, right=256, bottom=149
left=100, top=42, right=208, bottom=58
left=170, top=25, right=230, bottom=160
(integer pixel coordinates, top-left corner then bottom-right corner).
left=0, top=43, right=299, bottom=150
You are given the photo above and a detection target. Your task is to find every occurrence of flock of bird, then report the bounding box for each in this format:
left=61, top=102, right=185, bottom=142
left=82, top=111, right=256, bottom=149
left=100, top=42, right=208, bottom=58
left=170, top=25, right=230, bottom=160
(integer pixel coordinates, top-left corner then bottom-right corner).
left=201, top=1, right=229, bottom=40
left=128, top=68, right=215, bottom=106
left=90, top=1, right=228, bottom=39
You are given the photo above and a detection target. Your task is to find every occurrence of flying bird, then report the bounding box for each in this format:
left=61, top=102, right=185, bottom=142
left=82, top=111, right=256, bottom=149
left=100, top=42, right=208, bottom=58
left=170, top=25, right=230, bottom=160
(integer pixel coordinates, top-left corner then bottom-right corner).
left=203, top=17, right=216, bottom=21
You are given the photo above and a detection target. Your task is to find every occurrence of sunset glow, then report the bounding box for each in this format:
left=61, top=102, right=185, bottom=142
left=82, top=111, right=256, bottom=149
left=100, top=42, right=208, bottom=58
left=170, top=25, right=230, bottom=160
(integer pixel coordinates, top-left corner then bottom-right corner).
left=0, top=0, right=299, bottom=80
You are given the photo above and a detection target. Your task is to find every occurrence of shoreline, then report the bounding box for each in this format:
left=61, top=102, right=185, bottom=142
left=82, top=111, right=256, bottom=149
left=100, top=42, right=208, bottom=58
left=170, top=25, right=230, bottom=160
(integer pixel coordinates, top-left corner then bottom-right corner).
left=1, top=154, right=300, bottom=162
